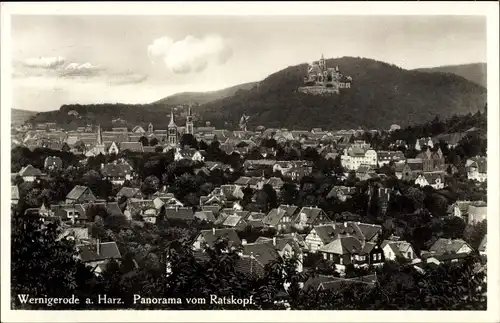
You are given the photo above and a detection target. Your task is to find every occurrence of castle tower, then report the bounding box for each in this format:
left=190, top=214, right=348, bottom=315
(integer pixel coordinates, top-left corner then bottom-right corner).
left=319, top=54, right=326, bottom=70
left=167, top=110, right=178, bottom=146
left=186, top=107, right=194, bottom=135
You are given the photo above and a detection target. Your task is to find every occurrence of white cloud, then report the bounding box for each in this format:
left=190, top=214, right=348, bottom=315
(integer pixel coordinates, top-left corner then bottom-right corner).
left=23, top=56, right=66, bottom=69
left=147, top=34, right=233, bottom=74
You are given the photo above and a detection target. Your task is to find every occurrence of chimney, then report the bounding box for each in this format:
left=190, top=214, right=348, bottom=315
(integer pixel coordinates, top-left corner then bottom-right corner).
left=273, top=237, right=276, bottom=246
left=96, top=238, right=101, bottom=255
left=242, top=239, right=247, bottom=245
left=212, top=227, right=216, bottom=235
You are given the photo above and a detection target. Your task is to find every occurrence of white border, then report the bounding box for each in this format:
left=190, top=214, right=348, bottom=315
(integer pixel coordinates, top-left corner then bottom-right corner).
left=1, top=2, right=499, bottom=322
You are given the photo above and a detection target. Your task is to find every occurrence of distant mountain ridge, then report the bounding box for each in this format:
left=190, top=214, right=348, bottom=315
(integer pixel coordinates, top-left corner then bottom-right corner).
left=154, top=82, right=258, bottom=107
left=25, top=57, right=487, bottom=131
left=11, top=109, right=37, bottom=126
left=414, top=63, right=487, bottom=88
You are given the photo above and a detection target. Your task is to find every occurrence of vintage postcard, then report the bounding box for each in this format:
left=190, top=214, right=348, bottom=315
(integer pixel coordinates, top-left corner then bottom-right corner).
left=1, top=2, right=499, bottom=322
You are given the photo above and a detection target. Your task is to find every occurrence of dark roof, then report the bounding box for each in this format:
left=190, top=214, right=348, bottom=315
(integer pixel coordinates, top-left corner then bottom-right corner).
left=262, top=205, right=298, bottom=226
left=105, top=202, right=124, bottom=217
left=19, top=164, right=43, bottom=177
left=429, top=238, right=471, bottom=255
left=311, top=225, right=336, bottom=244
left=117, top=187, right=142, bottom=198
left=234, top=256, right=266, bottom=277
left=77, top=241, right=121, bottom=262
left=327, top=186, right=356, bottom=199
left=165, top=207, right=195, bottom=221
left=102, top=163, right=133, bottom=178
left=194, top=211, right=216, bottom=222
left=334, top=221, right=382, bottom=243
left=197, top=228, right=242, bottom=249
left=201, top=205, right=221, bottom=216
left=242, top=242, right=281, bottom=267
left=295, top=207, right=326, bottom=225
left=66, top=185, right=92, bottom=200
left=44, top=156, right=63, bottom=168
left=319, top=236, right=364, bottom=255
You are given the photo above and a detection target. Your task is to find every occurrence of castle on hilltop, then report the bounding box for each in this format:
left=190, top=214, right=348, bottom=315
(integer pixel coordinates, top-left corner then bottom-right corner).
left=299, top=54, right=352, bottom=95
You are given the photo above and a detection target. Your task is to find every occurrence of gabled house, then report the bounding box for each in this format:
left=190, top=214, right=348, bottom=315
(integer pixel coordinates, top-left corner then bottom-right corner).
left=428, top=238, right=473, bottom=256
left=124, top=199, right=163, bottom=223
left=51, top=204, right=89, bottom=225
left=76, top=240, right=122, bottom=276
left=108, top=142, right=119, bottom=155
left=101, top=162, right=134, bottom=185
left=305, top=224, right=336, bottom=252
left=466, top=157, right=487, bottom=182
left=194, top=210, right=216, bottom=223
left=44, top=156, right=63, bottom=170
left=192, top=228, right=242, bottom=251
left=415, top=171, right=445, bottom=189
left=262, top=205, right=299, bottom=230
left=222, top=214, right=247, bottom=231
left=333, top=221, right=382, bottom=244
left=415, top=137, right=433, bottom=151
left=381, top=239, right=418, bottom=263
left=318, top=236, right=384, bottom=270
left=398, top=159, right=423, bottom=181
left=18, top=164, right=44, bottom=182
left=326, top=186, right=356, bottom=201
left=65, top=185, right=96, bottom=204
left=377, top=150, right=406, bottom=166
left=293, top=207, right=330, bottom=229
left=116, top=187, right=143, bottom=200
left=174, top=147, right=205, bottom=162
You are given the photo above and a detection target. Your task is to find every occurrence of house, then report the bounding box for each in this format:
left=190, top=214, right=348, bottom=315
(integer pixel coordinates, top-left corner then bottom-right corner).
left=239, top=242, right=282, bottom=273
left=65, top=185, right=96, bottom=204
left=466, top=157, right=487, bottom=182
left=18, top=164, right=44, bottom=182
left=174, top=147, right=205, bottom=162
left=124, top=199, right=163, bottom=223
left=341, top=145, right=378, bottom=171
left=164, top=206, right=195, bottom=222
left=417, top=147, right=445, bottom=172
left=76, top=240, right=122, bottom=276
left=52, top=204, right=89, bottom=224
left=192, top=228, right=242, bottom=251
left=44, top=156, right=63, bottom=170
left=101, top=162, right=134, bottom=185
left=478, top=235, right=487, bottom=257
left=194, top=211, right=216, bottom=223
left=333, top=221, right=382, bottom=244
left=398, top=159, right=424, bottom=181
left=377, top=151, right=406, bottom=166
left=424, top=252, right=471, bottom=266
left=305, top=224, right=336, bottom=252
left=326, top=186, right=356, bottom=201
left=120, top=142, right=144, bottom=153
left=222, top=214, right=247, bottom=230
left=108, top=142, right=120, bottom=155
left=428, top=238, right=473, bottom=256
left=415, top=137, right=434, bottom=151
left=116, top=187, right=143, bottom=200
left=355, top=164, right=378, bottom=181
left=261, top=205, right=299, bottom=230
left=58, top=224, right=89, bottom=244
left=132, top=125, right=146, bottom=133
left=234, top=176, right=266, bottom=190
left=414, top=171, right=445, bottom=189
left=293, top=207, right=331, bottom=229
left=448, top=200, right=471, bottom=220
left=11, top=186, right=19, bottom=206
left=381, top=239, right=418, bottom=263
left=318, top=236, right=384, bottom=270
left=467, top=201, right=487, bottom=225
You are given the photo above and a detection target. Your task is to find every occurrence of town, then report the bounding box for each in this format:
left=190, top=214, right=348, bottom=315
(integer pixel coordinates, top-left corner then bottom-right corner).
left=11, top=104, right=487, bottom=310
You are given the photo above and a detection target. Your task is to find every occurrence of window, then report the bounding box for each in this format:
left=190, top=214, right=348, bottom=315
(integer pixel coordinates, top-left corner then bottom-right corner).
left=373, top=254, right=376, bottom=260
left=323, top=253, right=327, bottom=260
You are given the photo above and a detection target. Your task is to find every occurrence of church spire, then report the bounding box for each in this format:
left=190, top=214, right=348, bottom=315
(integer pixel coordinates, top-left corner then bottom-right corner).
left=168, top=110, right=176, bottom=128
left=97, top=124, right=102, bottom=145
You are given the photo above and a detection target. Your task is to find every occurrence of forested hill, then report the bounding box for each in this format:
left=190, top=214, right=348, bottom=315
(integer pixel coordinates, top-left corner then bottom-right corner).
left=414, top=63, right=487, bottom=88
left=198, top=57, right=486, bottom=130
left=154, top=82, right=258, bottom=107
left=26, top=57, right=486, bottom=131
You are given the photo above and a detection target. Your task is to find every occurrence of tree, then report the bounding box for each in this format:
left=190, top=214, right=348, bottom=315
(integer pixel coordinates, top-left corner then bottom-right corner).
left=180, top=134, right=198, bottom=149
left=241, top=185, right=254, bottom=208
left=141, top=175, right=160, bottom=196
left=61, top=142, right=71, bottom=152
left=74, top=140, right=86, bottom=153
left=149, top=138, right=159, bottom=146
left=139, top=136, right=149, bottom=147
left=463, top=220, right=487, bottom=249
left=11, top=210, right=94, bottom=309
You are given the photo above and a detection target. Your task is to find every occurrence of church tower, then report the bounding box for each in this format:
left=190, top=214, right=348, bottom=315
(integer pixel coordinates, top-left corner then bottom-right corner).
left=186, top=107, right=194, bottom=135
left=95, top=124, right=106, bottom=155
left=319, top=54, right=326, bottom=71
left=148, top=122, right=154, bottom=133
left=167, top=110, right=178, bottom=146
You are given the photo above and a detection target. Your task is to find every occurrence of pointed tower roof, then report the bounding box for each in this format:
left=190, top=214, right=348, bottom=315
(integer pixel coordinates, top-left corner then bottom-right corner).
left=188, top=106, right=192, bottom=116
left=168, top=110, right=177, bottom=128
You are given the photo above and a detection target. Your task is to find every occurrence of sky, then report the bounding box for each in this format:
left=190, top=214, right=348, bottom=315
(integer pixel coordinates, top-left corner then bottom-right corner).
left=11, top=15, right=486, bottom=112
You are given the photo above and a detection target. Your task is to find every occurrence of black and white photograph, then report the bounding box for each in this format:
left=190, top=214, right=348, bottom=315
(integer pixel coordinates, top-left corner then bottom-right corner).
left=1, top=2, right=499, bottom=322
